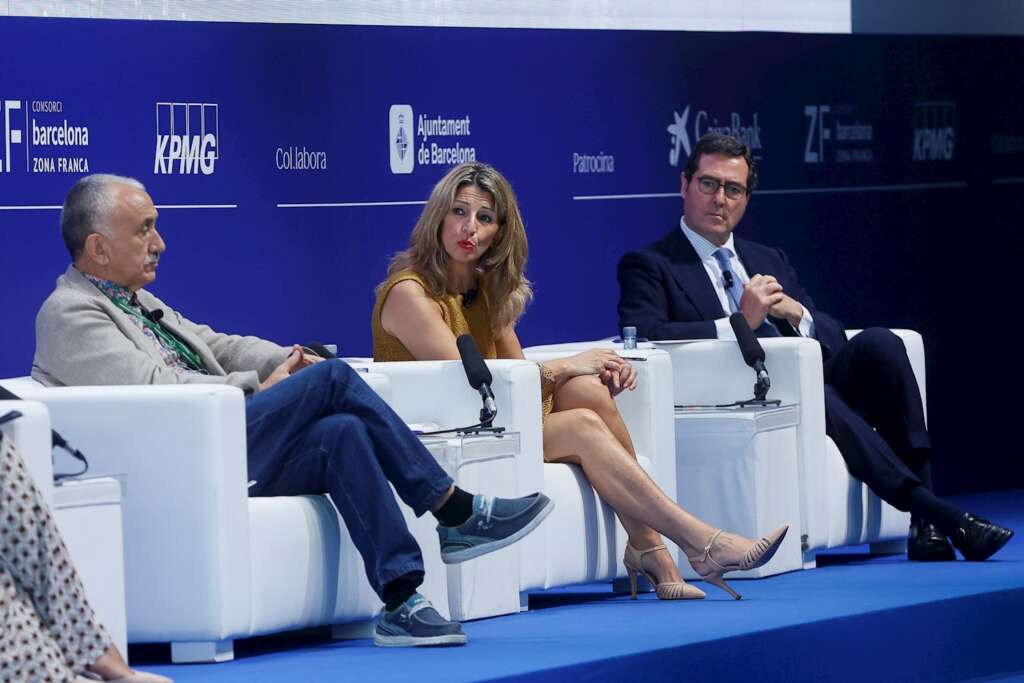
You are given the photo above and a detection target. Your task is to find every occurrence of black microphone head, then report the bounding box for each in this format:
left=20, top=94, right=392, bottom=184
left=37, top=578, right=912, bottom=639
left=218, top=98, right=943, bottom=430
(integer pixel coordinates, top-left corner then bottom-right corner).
left=456, top=334, right=492, bottom=390
left=729, top=312, right=766, bottom=367
left=723, top=270, right=734, bottom=288
left=306, top=341, right=337, bottom=359
left=150, top=308, right=164, bottom=322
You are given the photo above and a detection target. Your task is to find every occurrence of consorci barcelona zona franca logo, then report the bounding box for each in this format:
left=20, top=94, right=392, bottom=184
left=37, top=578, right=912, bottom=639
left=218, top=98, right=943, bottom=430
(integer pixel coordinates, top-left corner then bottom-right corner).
left=388, top=104, right=476, bottom=175
left=1, top=98, right=92, bottom=175
left=153, top=102, right=219, bottom=175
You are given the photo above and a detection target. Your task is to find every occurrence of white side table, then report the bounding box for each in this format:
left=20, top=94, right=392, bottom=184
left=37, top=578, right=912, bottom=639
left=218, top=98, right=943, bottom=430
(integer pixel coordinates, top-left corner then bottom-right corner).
left=420, top=431, right=521, bottom=621
left=674, top=404, right=803, bottom=579
left=53, top=477, right=128, bottom=658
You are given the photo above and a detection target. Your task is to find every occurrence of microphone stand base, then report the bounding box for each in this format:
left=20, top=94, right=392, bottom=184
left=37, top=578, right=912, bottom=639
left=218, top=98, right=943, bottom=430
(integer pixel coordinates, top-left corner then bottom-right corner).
left=673, top=398, right=782, bottom=410
left=457, top=426, right=507, bottom=436
left=735, top=398, right=782, bottom=408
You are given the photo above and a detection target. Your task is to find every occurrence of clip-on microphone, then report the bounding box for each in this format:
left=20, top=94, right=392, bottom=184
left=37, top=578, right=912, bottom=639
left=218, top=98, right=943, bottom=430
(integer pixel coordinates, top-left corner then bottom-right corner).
left=729, top=313, right=781, bottom=407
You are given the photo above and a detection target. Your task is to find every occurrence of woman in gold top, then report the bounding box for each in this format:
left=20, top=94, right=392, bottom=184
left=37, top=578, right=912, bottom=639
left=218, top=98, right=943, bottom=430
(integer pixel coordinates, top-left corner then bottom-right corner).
left=373, top=162, right=787, bottom=600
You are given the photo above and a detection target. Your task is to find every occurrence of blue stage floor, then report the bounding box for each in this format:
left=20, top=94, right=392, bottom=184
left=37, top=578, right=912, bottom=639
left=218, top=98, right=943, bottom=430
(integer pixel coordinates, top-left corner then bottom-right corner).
left=135, top=490, right=1024, bottom=683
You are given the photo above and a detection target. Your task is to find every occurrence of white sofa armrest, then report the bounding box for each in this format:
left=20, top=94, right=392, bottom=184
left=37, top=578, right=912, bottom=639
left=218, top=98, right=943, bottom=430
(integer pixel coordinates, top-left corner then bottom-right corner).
left=0, top=399, right=55, bottom=504
left=366, top=359, right=547, bottom=591
left=5, top=383, right=253, bottom=642
left=522, top=347, right=677, bottom=495
left=366, top=359, right=545, bottom=494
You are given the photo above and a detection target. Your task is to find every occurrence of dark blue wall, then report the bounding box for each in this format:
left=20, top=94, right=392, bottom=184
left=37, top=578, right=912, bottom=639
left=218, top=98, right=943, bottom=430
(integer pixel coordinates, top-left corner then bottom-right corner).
left=0, top=18, right=1021, bottom=495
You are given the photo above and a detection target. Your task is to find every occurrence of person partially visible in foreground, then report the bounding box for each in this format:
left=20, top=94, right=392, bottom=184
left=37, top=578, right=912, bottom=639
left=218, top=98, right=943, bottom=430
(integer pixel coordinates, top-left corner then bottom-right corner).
left=0, top=426, right=171, bottom=682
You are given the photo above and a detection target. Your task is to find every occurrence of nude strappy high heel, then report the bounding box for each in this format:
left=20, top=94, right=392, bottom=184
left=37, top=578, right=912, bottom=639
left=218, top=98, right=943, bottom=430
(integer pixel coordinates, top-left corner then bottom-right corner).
left=686, top=526, right=789, bottom=600
left=623, top=543, right=706, bottom=600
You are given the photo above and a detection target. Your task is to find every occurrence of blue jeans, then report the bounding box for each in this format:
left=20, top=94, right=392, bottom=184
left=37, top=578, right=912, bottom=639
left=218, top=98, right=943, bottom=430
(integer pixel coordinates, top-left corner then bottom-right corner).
left=244, top=360, right=453, bottom=597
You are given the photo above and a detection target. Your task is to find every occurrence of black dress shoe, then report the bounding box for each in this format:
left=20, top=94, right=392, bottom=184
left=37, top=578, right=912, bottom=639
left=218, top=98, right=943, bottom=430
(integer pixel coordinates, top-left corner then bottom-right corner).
left=907, top=522, right=955, bottom=561
left=951, top=514, right=1014, bottom=561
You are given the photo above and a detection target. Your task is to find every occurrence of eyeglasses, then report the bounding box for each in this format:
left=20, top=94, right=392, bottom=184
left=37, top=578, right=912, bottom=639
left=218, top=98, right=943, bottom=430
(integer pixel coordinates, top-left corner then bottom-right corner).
left=694, top=175, right=748, bottom=200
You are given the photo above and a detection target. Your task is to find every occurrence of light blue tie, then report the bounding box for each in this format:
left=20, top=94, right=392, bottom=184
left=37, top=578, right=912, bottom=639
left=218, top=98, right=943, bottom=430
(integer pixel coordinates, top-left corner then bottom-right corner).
left=712, top=248, right=744, bottom=314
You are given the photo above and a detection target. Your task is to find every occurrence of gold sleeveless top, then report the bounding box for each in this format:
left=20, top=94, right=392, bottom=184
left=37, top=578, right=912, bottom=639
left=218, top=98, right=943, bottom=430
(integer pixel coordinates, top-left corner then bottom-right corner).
left=372, top=270, right=496, bottom=361
left=372, top=270, right=554, bottom=416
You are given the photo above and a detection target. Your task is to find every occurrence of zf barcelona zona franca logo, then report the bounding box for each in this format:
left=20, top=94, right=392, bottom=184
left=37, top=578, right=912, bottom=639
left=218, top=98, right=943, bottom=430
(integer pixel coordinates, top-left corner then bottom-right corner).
left=154, top=102, right=219, bottom=175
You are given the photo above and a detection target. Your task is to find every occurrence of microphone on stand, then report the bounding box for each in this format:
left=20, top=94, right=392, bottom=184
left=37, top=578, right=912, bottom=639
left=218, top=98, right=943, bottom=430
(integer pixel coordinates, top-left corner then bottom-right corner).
left=729, top=313, right=771, bottom=402
left=456, top=334, right=497, bottom=427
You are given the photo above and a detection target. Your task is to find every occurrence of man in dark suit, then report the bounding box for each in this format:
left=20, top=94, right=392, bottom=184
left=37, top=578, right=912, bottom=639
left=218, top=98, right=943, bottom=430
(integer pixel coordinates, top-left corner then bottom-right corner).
left=618, top=133, right=1012, bottom=562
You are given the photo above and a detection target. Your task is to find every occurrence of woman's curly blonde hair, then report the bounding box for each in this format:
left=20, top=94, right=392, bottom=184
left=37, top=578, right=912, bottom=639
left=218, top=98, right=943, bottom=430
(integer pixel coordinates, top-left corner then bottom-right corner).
left=382, top=162, right=533, bottom=333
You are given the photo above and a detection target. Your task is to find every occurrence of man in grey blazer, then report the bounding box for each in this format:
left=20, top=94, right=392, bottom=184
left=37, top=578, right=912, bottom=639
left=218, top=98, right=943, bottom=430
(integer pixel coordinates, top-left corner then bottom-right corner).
left=32, top=174, right=553, bottom=648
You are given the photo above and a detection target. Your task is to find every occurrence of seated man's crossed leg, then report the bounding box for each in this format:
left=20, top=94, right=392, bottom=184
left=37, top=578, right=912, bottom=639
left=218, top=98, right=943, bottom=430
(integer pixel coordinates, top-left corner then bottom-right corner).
left=247, top=360, right=553, bottom=647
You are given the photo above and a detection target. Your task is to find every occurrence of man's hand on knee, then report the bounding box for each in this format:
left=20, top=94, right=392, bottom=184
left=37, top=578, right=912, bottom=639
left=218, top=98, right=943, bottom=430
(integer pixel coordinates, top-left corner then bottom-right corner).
left=259, top=345, right=304, bottom=391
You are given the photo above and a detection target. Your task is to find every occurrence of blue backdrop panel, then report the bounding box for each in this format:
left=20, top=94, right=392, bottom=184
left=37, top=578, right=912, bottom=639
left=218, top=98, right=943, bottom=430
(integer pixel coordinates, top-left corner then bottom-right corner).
left=0, top=18, right=1021, bottom=495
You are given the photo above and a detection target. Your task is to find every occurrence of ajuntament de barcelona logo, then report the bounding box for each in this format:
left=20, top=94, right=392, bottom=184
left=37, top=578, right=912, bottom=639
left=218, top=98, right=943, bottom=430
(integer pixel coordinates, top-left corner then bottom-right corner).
left=389, top=104, right=476, bottom=175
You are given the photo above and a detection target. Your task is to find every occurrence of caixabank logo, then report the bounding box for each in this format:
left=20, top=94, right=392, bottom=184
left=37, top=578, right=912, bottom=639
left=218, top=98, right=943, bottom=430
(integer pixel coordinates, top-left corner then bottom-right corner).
left=154, top=102, right=219, bottom=175
left=388, top=104, right=476, bottom=175
left=1, top=98, right=92, bottom=175
left=667, top=103, right=763, bottom=167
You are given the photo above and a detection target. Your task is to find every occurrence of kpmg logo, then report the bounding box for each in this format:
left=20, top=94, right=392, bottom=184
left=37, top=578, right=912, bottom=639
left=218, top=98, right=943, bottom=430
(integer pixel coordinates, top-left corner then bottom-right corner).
left=154, top=102, right=219, bottom=175
left=389, top=104, right=414, bottom=174
left=1, top=99, right=23, bottom=173
left=912, top=101, right=956, bottom=162
left=667, top=103, right=762, bottom=167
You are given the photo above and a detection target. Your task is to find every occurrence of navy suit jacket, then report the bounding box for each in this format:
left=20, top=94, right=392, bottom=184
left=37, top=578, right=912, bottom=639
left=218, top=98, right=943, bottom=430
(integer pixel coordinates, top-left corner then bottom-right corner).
left=617, top=228, right=846, bottom=359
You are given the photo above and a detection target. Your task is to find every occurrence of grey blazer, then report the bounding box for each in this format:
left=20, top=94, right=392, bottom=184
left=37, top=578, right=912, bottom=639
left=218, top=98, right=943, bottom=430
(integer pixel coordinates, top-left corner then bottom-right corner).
left=32, top=266, right=290, bottom=394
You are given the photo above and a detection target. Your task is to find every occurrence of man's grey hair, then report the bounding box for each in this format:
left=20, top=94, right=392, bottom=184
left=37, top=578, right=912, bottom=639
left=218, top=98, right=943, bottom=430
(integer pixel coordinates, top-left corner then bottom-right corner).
left=61, top=173, right=146, bottom=260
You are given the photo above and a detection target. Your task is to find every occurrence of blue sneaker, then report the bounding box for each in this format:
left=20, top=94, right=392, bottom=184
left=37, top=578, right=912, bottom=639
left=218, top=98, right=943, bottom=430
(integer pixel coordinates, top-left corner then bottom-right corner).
left=437, top=492, right=554, bottom=564
left=374, top=593, right=467, bottom=647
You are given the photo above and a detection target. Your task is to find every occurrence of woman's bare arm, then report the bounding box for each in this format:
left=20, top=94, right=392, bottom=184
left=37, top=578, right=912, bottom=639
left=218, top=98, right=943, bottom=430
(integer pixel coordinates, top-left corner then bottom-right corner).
left=379, top=280, right=461, bottom=360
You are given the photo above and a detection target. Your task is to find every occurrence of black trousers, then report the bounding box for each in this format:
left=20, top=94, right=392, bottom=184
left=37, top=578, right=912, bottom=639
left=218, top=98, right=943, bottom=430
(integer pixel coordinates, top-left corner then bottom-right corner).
left=821, top=327, right=932, bottom=510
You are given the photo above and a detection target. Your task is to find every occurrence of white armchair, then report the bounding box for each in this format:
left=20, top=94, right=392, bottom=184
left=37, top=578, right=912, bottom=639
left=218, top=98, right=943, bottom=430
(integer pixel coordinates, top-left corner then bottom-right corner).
left=0, top=373, right=447, bottom=664
left=364, top=359, right=547, bottom=608
left=526, top=330, right=924, bottom=567
left=520, top=348, right=677, bottom=589
left=366, top=353, right=676, bottom=595
left=0, top=397, right=128, bottom=655
left=0, top=397, right=54, bottom=505
left=664, top=330, right=920, bottom=561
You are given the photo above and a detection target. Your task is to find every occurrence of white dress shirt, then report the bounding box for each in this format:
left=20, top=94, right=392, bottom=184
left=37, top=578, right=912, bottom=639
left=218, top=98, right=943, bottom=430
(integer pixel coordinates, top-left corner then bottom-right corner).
left=679, top=216, right=815, bottom=340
